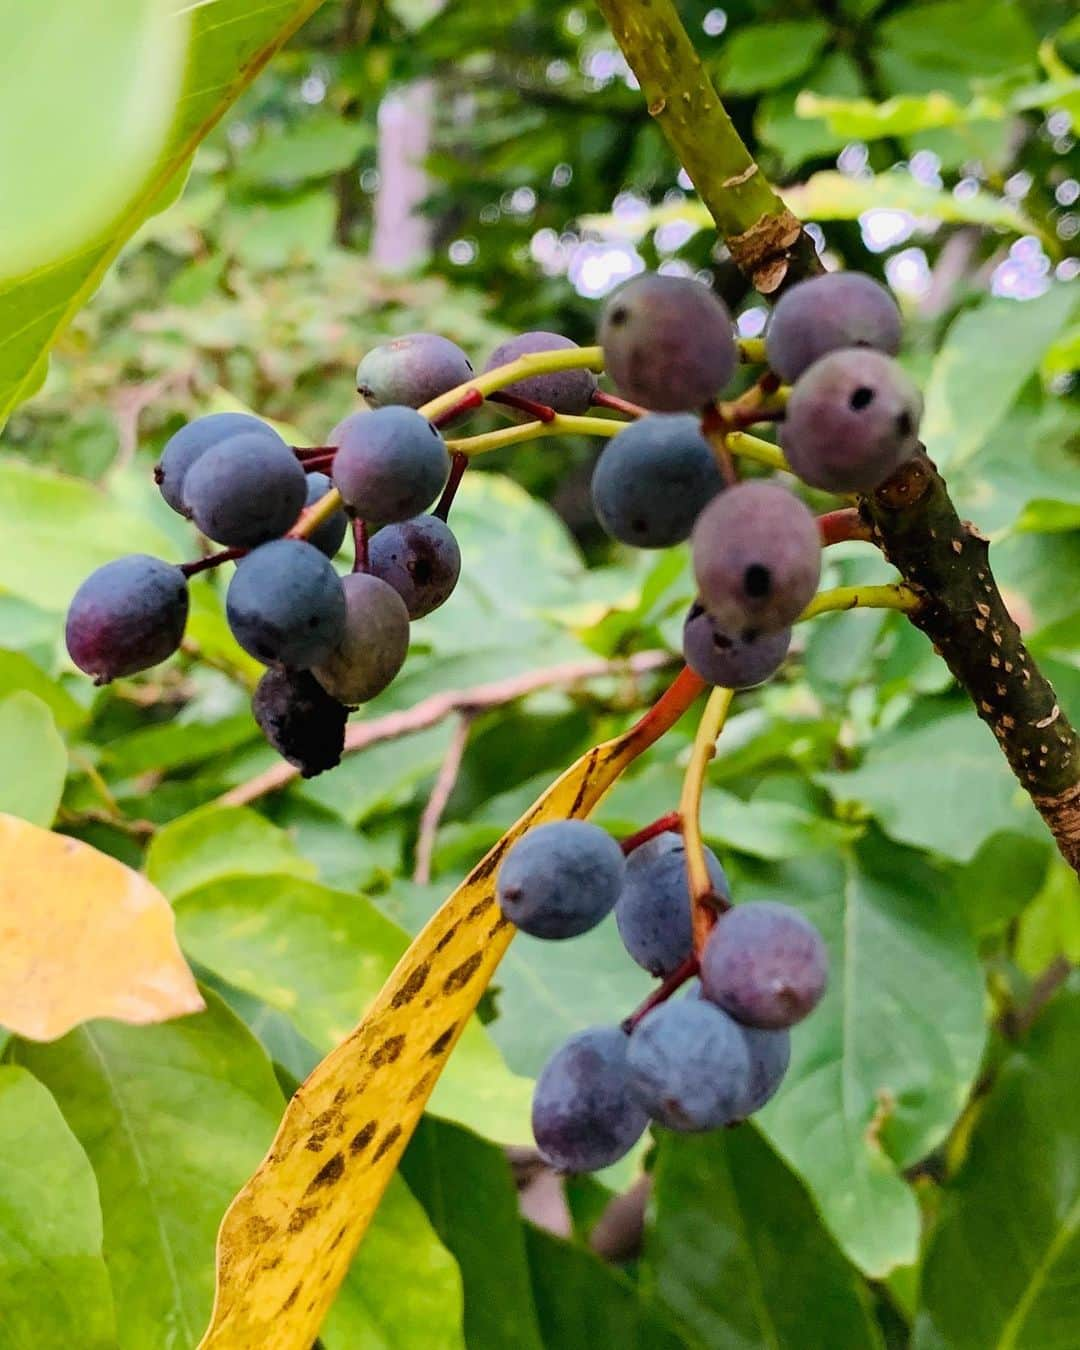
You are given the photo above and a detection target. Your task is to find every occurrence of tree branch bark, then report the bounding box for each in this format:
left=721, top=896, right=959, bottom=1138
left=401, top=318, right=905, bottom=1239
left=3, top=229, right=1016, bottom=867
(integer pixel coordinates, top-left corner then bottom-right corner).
left=598, top=0, right=1080, bottom=873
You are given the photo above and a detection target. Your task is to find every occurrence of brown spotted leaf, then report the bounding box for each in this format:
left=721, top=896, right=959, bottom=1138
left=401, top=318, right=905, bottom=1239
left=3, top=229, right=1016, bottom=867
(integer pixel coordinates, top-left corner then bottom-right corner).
left=200, top=670, right=703, bottom=1349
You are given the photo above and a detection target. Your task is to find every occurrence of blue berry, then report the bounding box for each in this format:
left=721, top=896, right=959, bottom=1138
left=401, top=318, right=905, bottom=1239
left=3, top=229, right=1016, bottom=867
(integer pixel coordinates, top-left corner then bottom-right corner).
left=357, top=333, right=473, bottom=408
left=65, top=555, right=188, bottom=684
left=368, top=514, right=461, bottom=619
left=311, top=573, right=410, bottom=705
left=155, top=412, right=277, bottom=515
left=183, top=432, right=307, bottom=546
left=627, top=998, right=751, bottom=1131
left=682, top=602, right=791, bottom=689
left=616, top=832, right=729, bottom=977
left=332, top=407, right=450, bottom=525
left=700, top=901, right=828, bottom=1029
left=226, top=539, right=346, bottom=668
left=496, top=819, right=626, bottom=940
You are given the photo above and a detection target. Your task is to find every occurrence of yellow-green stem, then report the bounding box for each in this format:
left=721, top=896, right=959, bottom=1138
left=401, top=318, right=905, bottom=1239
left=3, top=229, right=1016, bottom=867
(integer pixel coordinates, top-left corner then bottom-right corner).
left=797, top=583, right=922, bottom=623
left=679, top=684, right=735, bottom=953
left=290, top=486, right=344, bottom=541
left=446, top=414, right=624, bottom=457
left=419, top=346, right=605, bottom=424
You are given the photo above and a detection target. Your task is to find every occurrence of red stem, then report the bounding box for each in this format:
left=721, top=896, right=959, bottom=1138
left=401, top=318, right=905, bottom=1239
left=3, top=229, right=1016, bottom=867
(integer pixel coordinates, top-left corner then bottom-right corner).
left=590, top=388, right=646, bottom=419
left=488, top=390, right=557, bottom=423
left=293, top=445, right=337, bottom=460
left=620, top=812, right=682, bottom=855
left=180, top=547, right=245, bottom=577
left=352, top=519, right=369, bottom=573
left=818, top=507, right=874, bottom=546
left=434, top=452, right=469, bottom=521
left=301, top=453, right=337, bottom=474
left=621, top=955, right=700, bottom=1033
left=431, top=387, right=484, bottom=429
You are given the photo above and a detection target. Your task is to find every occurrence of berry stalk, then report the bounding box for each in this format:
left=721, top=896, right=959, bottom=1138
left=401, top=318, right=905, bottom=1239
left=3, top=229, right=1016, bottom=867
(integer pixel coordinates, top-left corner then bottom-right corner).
left=418, top=345, right=605, bottom=424
left=679, top=685, right=735, bottom=954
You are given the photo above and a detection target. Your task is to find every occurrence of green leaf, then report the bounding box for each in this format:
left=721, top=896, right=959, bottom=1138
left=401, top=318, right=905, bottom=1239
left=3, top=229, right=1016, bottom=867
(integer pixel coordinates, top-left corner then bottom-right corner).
left=1015, top=860, right=1080, bottom=975
left=323, top=1173, right=465, bottom=1350
left=876, top=0, right=1038, bottom=97
left=819, top=710, right=1044, bottom=863
left=400, top=1117, right=545, bottom=1350
left=145, top=803, right=316, bottom=899
left=299, top=723, right=455, bottom=825
left=234, top=117, right=371, bottom=187
left=759, top=53, right=863, bottom=167
left=740, top=838, right=986, bottom=1275
left=916, top=977, right=1080, bottom=1348
left=0, top=0, right=325, bottom=424
left=0, top=459, right=177, bottom=612
left=0, top=1065, right=115, bottom=1348
left=954, top=831, right=1051, bottom=937
left=103, top=713, right=258, bottom=779
left=173, top=874, right=534, bottom=1144
left=0, top=692, right=66, bottom=826
left=720, top=20, right=830, bottom=95
left=0, top=1, right=186, bottom=282
left=922, top=286, right=1079, bottom=471
left=646, top=1127, right=882, bottom=1349
left=0, top=649, right=86, bottom=730
left=783, top=171, right=1041, bottom=238
left=12, top=990, right=284, bottom=1349
left=524, top=1225, right=691, bottom=1350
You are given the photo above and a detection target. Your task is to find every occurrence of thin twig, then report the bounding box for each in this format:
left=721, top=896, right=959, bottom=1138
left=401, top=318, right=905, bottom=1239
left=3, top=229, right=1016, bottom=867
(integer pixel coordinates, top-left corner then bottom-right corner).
left=220, top=650, right=675, bottom=807
left=413, top=714, right=473, bottom=884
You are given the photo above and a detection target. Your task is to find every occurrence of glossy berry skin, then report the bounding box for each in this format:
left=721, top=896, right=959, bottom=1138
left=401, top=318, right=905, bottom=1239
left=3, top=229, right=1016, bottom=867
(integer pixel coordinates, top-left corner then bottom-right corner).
left=700, top=901, right=828, bottom=1030
left=627, top=998, right=751, bottom=1132
left=155, top=412, right=276, bottom=516
left=496, top=820, right=626, bottom=940
left=226, top=539, right=346, bottom=669
left=532, top=1026, right=649, bottom=1173
left=616, top=833, right=729, bottom=977
left=65, top=555, right=188, bottom=684
left=311, top=573, right=410, bottom=705
left=331, top=407, right=450, bottom=525
left=182, top=432, right=307, bottom=547
left=252, top=667, right=347, bottom=778
left=692, top=481, right=821, bottom=638
left=765, top=271, right=902, bottom=383
left=682, top=602, right=792, bottom=689
left=781, top=348, right=923, bottom=493
left=599, top=273, right=737, bottom=412
left=739, top=1023, right=791, bottom=1115
left=303, top=473, right=349, bottom=558
left=591, top=414, right=726, bottom=548
left=368, top=514, right=461, bottom=619
left=483, top=332, right=597, bottom=414
left=356, top=333, right=474, bottom=409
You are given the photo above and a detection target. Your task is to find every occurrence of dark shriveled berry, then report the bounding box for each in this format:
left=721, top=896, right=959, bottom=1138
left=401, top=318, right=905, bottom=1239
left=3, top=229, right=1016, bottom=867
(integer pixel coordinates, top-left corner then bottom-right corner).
left=367, top=514, right=461, bottom=619
left=700, top=901, right=828, bottom=1029
left=532, top=1025, right=649, bottom=1172
left=599, top=273, right=737, bottom=412
left=692, top=481, right=821, bottom=638
left=627, top=998, right=751, bottom=1131
left=781, top=348, right=923, bottom=493
left=226, top=539, right=346, bottom=669
left=252, top=667, right=347, bottom=778
left=616, top=833, right=729, bottom=977
left=766, top=271, right=902, bottom=383
left=183, top=432, right=307, bottom=547
left=356, top=333, right=474, bottom=409
left=311, top=573, right=410, bottom=706
left=483, top=332, right=597, bottom=414
left=155, top=412, right=277, bottom=516
left=591, top=414, right=726, bottom=548
left=497, top=820, right=626, bottom=940
left=682, top=602, right=792, bottom=689
left=65, top=554, right=189, bottom=684
left=331, top=407, right=450, bottom=525
left=303, top=472, right=349, bottom=559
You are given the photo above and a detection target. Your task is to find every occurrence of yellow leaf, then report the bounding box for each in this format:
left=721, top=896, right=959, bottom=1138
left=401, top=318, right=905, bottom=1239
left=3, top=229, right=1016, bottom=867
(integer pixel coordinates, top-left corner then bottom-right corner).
left=201, top=669, right=704, bottom=1349
left=0, top=814, right=203, bottom=1040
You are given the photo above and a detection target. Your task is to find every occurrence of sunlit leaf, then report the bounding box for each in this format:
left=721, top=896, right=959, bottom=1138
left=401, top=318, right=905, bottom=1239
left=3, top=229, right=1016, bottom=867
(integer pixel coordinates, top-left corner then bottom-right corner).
left=0, top=692, right=66, bottom=827
left=0, top=813, right=203, bottom=1040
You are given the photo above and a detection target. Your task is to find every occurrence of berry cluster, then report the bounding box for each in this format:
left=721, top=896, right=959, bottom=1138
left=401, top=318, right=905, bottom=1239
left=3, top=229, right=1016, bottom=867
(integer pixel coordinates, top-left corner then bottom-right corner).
left=496, top=819, right=827, bottom=1171
left=64, top=266, right=921, bottom=784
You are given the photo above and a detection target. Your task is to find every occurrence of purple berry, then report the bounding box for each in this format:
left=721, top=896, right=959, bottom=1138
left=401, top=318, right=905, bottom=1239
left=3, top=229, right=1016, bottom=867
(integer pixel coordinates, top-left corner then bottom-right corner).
left=691, top=481, right=821, bottom=638
left=331, top=407, right=450, bottom=525
left=497, top=820, right=626, bottom=940
left=700, top=901, right=828, bottom=1029
left=599, top=273, right=737, bottom=412
left=483, top=332, right=597, bottom=413
left=367, top=514, right=461, bottom=619
left=356, top=333, right=473, bottom=409
left=155, top=413, right=279, bottom=516
left=311, top=573, right=410, bottom=705
left=682, top=602, right=792, bottom=689
left=765, top=271, right=902, bottom=383
left=65, top=554, right=188, bottom=684
left=183, top=432, right=307, bottom=547
left=226, top=539, right=346, bottom=668
left=616, top=833, right=729, bottom=977
left=627, top=998, right=751, bottom=1131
